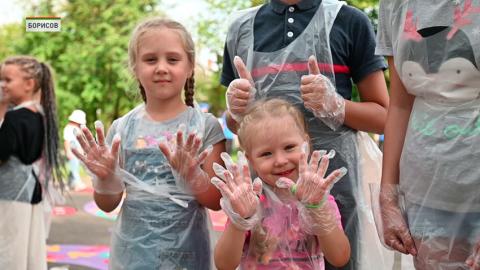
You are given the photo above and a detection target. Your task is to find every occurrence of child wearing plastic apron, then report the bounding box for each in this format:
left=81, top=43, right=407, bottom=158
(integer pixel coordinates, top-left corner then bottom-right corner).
left=106, top=105, right=221, bottom=269
left=376, top=0, right=480, bottom=268
left=223, top=0, right=389, bottom=268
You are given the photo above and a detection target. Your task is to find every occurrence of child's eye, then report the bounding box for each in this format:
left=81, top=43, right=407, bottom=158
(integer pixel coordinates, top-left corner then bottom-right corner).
left=145, top=58, right=156, bottom=63
left=285, top=144, right=296, bottom=151
left=168, top=58, right=179, bottom=63
left=260, top=152, right=272, bottom=157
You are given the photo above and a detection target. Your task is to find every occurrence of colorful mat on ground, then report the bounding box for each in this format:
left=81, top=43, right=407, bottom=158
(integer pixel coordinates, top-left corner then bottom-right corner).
left=77, top=186, right=94, bottom=193
left=52, top=206, right=77, bottom=216
left=83, top=201, right=120, bottom=221
left=47, top=245, right=109, bottom=270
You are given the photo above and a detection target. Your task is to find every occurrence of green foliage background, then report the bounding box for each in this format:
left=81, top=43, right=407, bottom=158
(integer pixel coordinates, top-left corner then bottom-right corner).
left=1, top=0, right=161, bottom=130
left=0, top=0, right=381, bottom=129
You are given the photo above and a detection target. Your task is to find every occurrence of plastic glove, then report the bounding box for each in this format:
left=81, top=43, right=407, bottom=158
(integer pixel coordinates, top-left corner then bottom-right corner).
left=72, top=120, right=124, bottom=194
left=276, top=143, right=347, bottom=206
left=276, top=143, right=347, bottom=236
left=301, top=55, right=345, bottom=131
left=379, top=184, right=417, bottom=255
left=466, top=240, right=480, bottom=269
left=226, top=56, right=257, bottom=122
left=158, top=124, right=213, bottom=194
left=211, top=151, right=263, bottom=231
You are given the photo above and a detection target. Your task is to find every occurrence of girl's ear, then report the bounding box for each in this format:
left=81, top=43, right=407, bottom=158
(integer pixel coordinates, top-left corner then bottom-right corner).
left=304, top=134, right=310, bottom=143
left=188, top=66, right=193, bottom=78
left=303, top=134, right=311, bottom=154
left=244, top=150, right=253, bottom=164
left=244, top=151, right=256, bottom=173
left=133, top=67, right=140, bottom=79
left=24, top=78, right=36, bottom=93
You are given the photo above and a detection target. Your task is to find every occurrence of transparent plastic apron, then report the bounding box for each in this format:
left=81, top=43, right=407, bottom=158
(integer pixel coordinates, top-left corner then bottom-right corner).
left=392, top=0, right=480, bottom=268
left=240, top=185, right=332, bottom=270
left=0, top=101, right=43, bottom=203
left=226, top=1, right=363, bottom=269
left=108, top=104, right=211, bottom=270
left=0, top=101, right=47, bottom=269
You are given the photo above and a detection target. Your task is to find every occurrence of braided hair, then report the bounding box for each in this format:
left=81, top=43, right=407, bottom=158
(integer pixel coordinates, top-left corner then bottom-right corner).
left=3, top=56, right=64, bottom=188
left=128, top=18, right=196, bottom=107
left=184, top=70, right=195, bottom=107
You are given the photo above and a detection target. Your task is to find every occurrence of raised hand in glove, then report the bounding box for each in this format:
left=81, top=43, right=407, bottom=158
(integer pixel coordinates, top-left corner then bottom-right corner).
left=301, top=55, right=345, bottom=131
left=72, top=120, right=124, bottom=194
left=211, top=151, right=263, bottom=231
left=226, top=56, right=257, bottom=122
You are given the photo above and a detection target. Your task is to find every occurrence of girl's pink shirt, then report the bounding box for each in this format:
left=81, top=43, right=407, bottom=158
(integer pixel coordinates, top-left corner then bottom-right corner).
left=226, top=195, right=342, bottom=270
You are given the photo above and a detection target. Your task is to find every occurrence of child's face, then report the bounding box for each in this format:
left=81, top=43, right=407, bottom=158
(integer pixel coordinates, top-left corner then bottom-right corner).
left=135, top=27, right=193, bottom=103
left=0, top=64, right=34, bottom=105
left=246, top=115, right=308, bottom=187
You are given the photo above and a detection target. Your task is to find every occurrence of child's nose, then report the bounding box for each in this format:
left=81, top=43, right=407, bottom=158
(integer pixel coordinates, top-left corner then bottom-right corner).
left=155, top=61, right=168, bottom=74
left=274, top=153, right=288, bottom=166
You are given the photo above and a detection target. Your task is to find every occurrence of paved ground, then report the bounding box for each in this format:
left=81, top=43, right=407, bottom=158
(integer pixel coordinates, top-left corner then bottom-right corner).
left=45, top=186, right=223, bottom=270
left=44, top=185, right=411, bottom=270
left=47, top=189, right=113, bottom=270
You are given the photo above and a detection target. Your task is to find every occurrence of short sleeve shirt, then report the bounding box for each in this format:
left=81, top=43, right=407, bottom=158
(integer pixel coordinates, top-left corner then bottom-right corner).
left=221, top=0, right=387, bottom=100
left=0, top=108, right=44, bottom=164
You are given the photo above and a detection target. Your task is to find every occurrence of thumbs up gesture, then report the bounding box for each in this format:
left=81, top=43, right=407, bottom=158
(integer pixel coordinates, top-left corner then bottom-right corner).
left=226, top=56, right=257, bottom=122
left=300, top=55, right=345, bottom=131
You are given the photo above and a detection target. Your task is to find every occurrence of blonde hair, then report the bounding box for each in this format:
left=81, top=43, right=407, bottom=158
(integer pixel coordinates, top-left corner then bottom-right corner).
left=127, top=17, right=196, bottom=106
left=237, top=98, right=308, bottom=152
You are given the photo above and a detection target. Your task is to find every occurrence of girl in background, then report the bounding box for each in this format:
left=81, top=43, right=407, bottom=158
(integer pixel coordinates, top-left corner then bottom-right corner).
left=0, top=56, right=62, bottom=270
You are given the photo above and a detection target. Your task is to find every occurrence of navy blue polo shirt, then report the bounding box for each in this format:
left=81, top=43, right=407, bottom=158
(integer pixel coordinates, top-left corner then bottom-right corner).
left=221, top=0, right=386, bottom=100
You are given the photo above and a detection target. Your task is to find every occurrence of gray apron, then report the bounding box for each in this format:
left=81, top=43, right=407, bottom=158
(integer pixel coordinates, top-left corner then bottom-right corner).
left=226, top=1, right=362, bottom=269
left=107, top=105, right=212, bottom=270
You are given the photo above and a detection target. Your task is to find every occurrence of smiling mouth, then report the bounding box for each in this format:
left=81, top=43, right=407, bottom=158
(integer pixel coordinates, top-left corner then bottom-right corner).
left=274, top=168, right=295, bottom=177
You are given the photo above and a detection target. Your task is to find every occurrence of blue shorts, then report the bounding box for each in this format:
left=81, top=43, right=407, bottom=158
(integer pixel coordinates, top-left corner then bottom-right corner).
left=406, top=202, right=480, bottom=243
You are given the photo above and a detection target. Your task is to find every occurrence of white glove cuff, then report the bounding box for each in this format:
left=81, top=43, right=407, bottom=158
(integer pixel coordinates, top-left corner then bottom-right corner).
left=91, top=168, right=125, bottom=194
left=221, top=197, right=262, bottom=231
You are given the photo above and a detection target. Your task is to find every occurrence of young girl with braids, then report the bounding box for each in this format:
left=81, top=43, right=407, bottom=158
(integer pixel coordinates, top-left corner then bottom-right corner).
left=0, top=56, right=62, bottom=269
left=73, top=18, right=225, bottom=269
